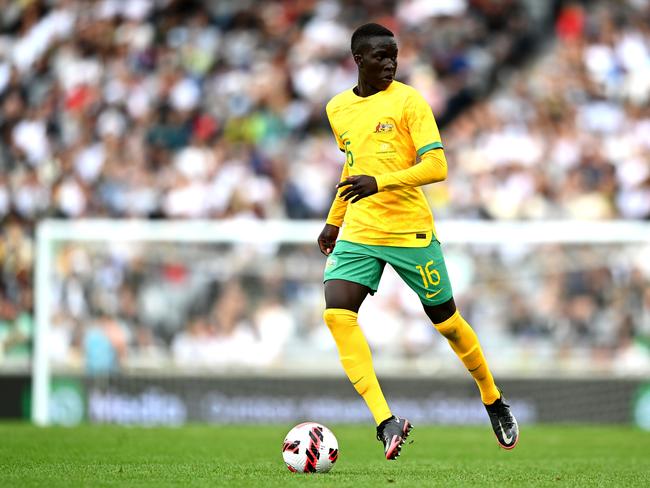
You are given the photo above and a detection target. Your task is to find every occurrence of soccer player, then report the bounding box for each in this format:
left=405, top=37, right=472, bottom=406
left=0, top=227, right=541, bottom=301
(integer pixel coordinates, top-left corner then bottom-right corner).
left=318, top=23, right=519, bottom=460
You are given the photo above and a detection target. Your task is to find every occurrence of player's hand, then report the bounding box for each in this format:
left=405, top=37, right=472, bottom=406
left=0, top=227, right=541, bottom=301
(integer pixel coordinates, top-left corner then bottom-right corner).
left=337, top=175, right=378, bottom=203
left=318, top=224, right=339, bottom=256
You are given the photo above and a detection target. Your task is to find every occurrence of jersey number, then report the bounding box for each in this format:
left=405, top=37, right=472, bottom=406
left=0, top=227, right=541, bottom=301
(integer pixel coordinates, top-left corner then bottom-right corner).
left=345, top=140, right=354, bottom=167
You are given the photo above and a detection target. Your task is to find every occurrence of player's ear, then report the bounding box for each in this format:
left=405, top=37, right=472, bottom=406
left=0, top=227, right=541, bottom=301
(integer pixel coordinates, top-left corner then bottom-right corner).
left=353, top=53, right=363, bottom=68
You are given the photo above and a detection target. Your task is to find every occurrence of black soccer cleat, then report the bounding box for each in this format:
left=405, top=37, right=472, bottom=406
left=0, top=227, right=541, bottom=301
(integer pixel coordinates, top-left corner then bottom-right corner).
left=376, top=415, right=413, bottom=460
left=484, top=393, right=519, bottom=450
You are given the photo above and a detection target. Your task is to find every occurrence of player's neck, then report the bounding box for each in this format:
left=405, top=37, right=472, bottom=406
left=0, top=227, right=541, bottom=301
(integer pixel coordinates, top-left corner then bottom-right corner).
left=354, top=77, right=383, bottom=97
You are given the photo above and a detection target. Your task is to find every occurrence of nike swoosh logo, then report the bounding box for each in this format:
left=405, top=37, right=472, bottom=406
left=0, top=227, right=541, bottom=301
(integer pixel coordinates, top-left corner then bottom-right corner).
left=498, top=419, right=514, bottom=444
left=351, top=376, right=364, bottom=385
left=339, top=131, right=349, bottom=139
left=425, top=289, right=443, bottom=299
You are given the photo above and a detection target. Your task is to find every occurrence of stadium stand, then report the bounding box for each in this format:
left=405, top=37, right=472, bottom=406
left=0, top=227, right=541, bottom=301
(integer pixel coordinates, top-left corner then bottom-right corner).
left=1, top=0, right=649, bottom=373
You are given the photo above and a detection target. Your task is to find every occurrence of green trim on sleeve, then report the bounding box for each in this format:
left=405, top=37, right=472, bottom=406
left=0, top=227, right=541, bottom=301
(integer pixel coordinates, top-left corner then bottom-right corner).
left=416, top=142, right=443, bottom=156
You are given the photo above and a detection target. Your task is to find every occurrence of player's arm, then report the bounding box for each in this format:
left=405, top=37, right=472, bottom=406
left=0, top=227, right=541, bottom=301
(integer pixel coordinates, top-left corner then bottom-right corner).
left=318, top=164, right=349, bottom=255
left=326, top=162, right=350, bottom=227
left=374, top=148, right=447, bottom=191
left=319, top=112, right=349, bottom=255
left=337, top=150, right=446, bottom=202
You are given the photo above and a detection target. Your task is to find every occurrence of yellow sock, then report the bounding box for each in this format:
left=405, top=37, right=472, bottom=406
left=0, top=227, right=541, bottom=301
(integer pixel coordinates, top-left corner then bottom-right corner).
left=434, top=311, right=500, bottom=404
left=323, top=308, right=392, bottom=425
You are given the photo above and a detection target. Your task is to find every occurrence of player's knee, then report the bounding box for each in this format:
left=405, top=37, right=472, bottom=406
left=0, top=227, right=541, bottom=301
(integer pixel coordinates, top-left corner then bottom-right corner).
left=423, top=297, right=456, bottom=323
left=323, top=308, right=357, bottom=331
left=439, top=327, right=459, bottom=342
left=433, top=310, right=461, bottom=340
left=323, top=309, right=337, bottom=330
left=438, top=326, right=460, bottom=342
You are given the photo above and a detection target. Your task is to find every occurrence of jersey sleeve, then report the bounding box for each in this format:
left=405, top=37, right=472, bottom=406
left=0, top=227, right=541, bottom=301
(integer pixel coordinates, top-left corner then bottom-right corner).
left=326, top=103, right=345, bottom=153
left=325, top=100, right=348, bottom=225
left=405, top=90, right=443, bottom=157
left=326, top=163, right=349, bottom=227
left=375, top=148, right=447, bottom=192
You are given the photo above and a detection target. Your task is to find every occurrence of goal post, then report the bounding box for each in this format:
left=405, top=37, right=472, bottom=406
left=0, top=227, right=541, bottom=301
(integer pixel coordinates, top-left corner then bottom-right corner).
left=32, top=219, right=650, bottom=425
left=31, top=219, right=324, bottom=425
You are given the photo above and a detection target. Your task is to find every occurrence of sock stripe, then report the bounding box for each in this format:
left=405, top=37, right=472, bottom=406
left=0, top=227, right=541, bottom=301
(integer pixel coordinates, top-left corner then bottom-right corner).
left=433, top=309, right=460, bottom=329
left=323, top=308, right=358, bottom=319
left=460, top=344, right=479, bottom=360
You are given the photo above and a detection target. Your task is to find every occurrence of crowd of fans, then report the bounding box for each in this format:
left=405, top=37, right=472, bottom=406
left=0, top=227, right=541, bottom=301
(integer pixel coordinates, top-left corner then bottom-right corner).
left=0, top=0, right=538, bottom=223
left=439, top=0, right=650, bottom=221
left=1, top=0, right=649, bottom=373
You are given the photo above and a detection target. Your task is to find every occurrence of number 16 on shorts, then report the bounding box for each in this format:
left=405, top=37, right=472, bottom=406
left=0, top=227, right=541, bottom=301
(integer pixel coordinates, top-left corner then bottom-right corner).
left=416, top=260, right=443, bottom=299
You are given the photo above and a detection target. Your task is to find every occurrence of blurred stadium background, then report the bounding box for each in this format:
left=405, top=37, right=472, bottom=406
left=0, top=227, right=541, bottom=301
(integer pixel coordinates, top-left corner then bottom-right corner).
left=0, top=0, right=649, bottom=429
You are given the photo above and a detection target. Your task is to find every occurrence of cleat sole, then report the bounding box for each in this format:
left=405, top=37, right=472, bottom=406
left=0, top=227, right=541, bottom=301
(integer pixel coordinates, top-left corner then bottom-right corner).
left=495, top=433, right=519, bottom=450
left=385, top=421, right=413, bottom=460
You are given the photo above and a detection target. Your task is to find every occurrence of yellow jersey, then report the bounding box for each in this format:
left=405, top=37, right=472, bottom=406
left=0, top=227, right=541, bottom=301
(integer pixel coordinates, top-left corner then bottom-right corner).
left=325, top=80, right=444, bottom=247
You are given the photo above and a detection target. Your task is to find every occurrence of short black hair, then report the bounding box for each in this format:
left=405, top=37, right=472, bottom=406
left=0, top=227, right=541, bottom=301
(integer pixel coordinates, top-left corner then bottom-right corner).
left=351, top=23, right=394, bottom=54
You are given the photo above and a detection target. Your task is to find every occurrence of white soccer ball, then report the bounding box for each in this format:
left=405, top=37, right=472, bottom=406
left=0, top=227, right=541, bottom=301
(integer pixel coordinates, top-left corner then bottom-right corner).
left=282, top=422, right=339, bottom=473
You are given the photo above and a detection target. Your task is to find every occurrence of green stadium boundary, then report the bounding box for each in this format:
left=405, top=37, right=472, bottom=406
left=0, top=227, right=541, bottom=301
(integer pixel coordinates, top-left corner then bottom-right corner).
left=4, top=372, right=650, bottom=427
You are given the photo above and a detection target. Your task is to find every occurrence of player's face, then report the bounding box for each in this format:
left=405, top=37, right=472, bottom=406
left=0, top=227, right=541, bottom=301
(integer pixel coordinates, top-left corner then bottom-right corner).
left=355, top=36, right=398, bottom=91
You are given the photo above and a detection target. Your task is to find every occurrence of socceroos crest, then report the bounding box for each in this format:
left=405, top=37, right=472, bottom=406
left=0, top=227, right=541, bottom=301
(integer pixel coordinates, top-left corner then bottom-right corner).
left=374, top=121, right=394, bottom=133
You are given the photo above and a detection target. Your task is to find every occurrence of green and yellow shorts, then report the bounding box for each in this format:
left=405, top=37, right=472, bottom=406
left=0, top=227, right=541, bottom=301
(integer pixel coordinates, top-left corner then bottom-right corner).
left=323, top=239, right=453, bottom=306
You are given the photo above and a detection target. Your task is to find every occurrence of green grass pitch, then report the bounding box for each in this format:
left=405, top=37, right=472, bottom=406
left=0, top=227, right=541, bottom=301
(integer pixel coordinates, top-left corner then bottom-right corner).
left=1, top=423, right=649, bottom=487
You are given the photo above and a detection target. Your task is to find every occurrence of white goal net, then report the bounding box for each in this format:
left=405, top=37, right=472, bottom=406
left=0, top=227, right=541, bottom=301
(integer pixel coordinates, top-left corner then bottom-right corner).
left=32, top=219, right=650, bottom=424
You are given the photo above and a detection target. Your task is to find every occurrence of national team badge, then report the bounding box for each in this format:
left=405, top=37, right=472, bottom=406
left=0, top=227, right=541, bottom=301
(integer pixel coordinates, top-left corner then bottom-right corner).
left=374, top=121, right=394, bottom=133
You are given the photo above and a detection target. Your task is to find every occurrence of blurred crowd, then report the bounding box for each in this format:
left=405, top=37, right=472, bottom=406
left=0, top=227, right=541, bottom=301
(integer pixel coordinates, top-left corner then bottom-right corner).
left=43, top=241, right=310, bottom=373
left=0, top=0, right=538, bottom=225
left=439, top=0, right=650, bottom=221
left=1, top=0, right=650, bottom=372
